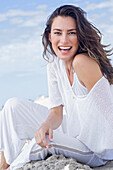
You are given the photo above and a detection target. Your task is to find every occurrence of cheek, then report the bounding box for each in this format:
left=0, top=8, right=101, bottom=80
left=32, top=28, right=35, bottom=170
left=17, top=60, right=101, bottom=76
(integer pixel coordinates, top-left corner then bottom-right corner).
left=51, top=38, right=59, bottom=47
left=51, top=40, right=58, bottom=53
left=72, top=37, right=78, bottom=43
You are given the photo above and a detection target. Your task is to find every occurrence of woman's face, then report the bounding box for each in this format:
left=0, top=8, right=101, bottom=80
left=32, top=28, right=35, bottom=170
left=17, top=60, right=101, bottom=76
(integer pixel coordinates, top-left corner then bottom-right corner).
left=49, top=16, right=78, bottom=62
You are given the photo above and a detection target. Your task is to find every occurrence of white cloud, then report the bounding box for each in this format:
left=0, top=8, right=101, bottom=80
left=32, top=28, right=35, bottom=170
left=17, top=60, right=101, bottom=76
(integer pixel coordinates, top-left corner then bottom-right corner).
left=1, top=9, right=49, bottom=27
left=36, top=5, right=47, bottom=10
left=85, top=0, right=113, bottom=11
left=88, top=12, right=106, bottom=23
left=0, top=36, right=45, bottom=75
left=10, top=17, right=24, bottom=25
left=0, top=15, right=7, bottom=22
left=110, top=7, right=113, bottom=12
left=0, top=34, right=42, bottom=63
left=1, top=29, right=9, bottom=33
left=0, top=5, right=49, bottom=75
left=0, top=10, right=43, bottom=19
left=19, top=14, right=48, bottom=27
left=0, top=7, right=49, bottom=27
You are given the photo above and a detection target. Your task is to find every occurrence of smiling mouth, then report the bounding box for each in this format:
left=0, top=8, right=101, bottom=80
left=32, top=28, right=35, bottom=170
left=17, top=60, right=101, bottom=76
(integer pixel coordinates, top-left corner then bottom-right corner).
left=58, top=46, right=72, bottom=51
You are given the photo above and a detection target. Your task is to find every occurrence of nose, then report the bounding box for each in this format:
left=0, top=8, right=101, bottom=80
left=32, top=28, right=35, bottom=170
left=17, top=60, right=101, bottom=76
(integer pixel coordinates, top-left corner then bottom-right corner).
left=60, top=33, right=68, bottom=44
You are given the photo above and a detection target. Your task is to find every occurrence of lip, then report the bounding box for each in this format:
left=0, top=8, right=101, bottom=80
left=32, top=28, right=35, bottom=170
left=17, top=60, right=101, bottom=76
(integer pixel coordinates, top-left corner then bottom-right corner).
left=58, top=46, right=72, bottom=54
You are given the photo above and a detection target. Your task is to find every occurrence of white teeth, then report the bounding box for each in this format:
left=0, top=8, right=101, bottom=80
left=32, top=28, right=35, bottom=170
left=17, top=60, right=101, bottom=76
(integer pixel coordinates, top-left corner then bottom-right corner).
left=59, top=46, right=71, bottom=50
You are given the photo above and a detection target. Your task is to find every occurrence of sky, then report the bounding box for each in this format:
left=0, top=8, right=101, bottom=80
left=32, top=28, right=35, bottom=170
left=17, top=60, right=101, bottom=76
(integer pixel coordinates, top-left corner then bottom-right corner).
left=0, top=0, right=113, bottom=108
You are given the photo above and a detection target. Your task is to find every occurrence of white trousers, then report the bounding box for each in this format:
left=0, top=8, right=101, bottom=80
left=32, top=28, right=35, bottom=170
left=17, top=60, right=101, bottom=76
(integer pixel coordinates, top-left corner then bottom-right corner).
left=0, top=98, right=107, bottom=169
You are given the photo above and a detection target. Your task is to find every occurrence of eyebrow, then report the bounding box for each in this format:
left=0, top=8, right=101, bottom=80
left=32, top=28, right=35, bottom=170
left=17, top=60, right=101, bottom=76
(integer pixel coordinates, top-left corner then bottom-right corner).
left=53, top=29, right=76, bottom=31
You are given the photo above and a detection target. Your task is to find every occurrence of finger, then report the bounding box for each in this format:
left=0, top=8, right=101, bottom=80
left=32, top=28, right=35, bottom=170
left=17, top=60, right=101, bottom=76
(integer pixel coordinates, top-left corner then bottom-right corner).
left=49, top=128, right=53, bottom=142
left=34, top=133, right=41, bottom=145
left=40, top=131, right=50, bottom=148
left=34, top=131, right=46, bottom=147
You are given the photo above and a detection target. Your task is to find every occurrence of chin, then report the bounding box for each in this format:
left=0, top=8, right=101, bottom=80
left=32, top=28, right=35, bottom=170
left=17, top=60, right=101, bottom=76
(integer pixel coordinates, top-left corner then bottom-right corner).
left=58, top=55, right=73, bottom=61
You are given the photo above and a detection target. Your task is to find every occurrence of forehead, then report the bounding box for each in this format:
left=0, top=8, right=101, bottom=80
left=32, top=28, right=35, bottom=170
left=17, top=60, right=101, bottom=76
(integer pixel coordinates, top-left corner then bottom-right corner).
left=51, top=16, right=76, bottom=30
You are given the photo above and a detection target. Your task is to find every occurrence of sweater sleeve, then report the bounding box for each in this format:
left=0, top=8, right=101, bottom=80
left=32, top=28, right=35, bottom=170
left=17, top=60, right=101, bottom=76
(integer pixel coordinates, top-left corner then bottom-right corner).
left=47, top=62, right=64, bottom=109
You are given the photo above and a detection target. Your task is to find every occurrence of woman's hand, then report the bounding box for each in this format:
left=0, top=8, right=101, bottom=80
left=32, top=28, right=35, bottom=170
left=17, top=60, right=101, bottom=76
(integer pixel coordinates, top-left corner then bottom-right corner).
left=34, top=121, right=53, bottom=148
left=34, top=105, right=63, bottom=148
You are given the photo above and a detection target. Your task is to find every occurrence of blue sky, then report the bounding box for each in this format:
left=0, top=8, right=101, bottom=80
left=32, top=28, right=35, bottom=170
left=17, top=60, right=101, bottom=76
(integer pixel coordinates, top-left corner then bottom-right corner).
left=0, top=0, right=113, bottom=108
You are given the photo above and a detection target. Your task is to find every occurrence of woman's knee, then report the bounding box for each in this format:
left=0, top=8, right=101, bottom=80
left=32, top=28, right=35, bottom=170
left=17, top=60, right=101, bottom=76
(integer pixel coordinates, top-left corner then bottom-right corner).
left=4, top=97, right=21, bottom=110
left=0, top=98, right=23, bottom=126
left=1, top=98, right=24, bottom=119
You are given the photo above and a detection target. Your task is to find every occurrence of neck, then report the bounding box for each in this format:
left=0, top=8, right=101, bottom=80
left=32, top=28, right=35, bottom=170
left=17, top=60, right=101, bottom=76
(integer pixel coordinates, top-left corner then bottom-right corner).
left=63, top=60, right=73, bottom=74
left=64, top=60, right=74, bottom=86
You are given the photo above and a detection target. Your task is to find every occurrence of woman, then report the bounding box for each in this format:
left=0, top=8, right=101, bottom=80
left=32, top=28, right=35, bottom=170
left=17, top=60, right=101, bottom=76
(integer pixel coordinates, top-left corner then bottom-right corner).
left=0, top=5, right=113, bottom=170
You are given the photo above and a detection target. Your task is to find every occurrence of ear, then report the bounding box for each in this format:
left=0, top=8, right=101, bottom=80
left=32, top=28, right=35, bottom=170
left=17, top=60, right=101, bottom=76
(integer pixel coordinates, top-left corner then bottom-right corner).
left=49, top=33, right=51, bottom=42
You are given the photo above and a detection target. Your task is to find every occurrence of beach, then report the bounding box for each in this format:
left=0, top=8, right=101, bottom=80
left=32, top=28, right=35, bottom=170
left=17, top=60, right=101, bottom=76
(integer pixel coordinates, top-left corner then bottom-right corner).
left=0, top=96, right=113, bottom=169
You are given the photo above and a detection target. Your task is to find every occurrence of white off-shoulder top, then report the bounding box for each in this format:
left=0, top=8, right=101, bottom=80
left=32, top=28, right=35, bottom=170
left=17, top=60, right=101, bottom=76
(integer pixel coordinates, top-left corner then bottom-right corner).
left=47, top=56, right=113, bottom=160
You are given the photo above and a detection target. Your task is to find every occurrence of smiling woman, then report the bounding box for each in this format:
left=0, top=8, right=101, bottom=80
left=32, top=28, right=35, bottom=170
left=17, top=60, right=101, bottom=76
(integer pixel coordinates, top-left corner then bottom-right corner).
left=0, top=4, right=113, bottom=170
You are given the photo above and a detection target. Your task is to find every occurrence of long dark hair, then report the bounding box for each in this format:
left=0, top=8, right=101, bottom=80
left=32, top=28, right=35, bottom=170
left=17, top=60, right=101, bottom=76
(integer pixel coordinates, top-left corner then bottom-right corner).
left=42, top=5, right=113, bottom=84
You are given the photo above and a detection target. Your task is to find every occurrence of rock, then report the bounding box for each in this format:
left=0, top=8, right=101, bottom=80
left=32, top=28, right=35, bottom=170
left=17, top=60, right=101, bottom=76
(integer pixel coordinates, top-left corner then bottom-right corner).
left=17, top=154, right=93, bottom=170
left=17, top=154, right=113, bottom=170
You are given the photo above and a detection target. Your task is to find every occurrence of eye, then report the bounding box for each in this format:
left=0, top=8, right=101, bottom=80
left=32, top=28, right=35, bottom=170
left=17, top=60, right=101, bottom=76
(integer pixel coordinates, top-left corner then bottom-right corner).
left=68, top=32, right=76, bottom=35
left=54, top=32, right=61, bottom=35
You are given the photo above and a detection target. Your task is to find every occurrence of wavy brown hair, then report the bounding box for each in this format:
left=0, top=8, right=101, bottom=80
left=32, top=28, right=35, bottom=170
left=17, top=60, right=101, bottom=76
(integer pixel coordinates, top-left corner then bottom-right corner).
left=42, top=5, right=113, bottom=84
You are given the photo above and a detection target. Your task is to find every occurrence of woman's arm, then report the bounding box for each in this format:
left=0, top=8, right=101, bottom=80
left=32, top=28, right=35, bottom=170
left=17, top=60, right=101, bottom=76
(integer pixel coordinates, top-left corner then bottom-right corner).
left=46, top=105, right=63, bottom=130
left=34, top=105, right=63, bottom=148
left=73, top=54, right=103, bottom=91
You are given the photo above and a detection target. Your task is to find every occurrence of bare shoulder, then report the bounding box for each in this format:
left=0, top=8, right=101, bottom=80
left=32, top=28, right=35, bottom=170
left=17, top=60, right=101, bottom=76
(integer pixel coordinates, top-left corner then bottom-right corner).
left=73, top=53, right=96, bottom=68
left=73, top=53, right=103, bottom=91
